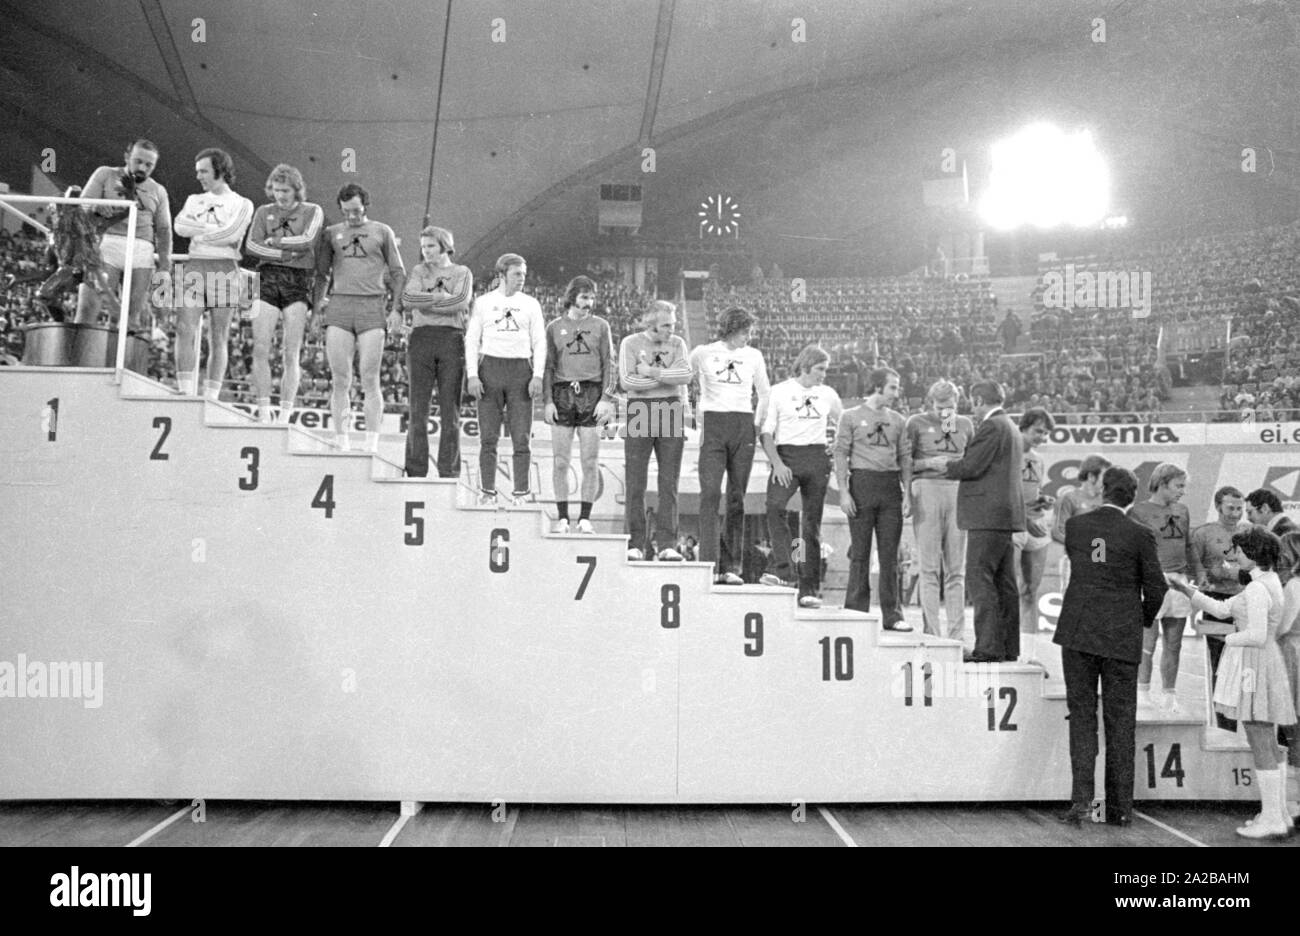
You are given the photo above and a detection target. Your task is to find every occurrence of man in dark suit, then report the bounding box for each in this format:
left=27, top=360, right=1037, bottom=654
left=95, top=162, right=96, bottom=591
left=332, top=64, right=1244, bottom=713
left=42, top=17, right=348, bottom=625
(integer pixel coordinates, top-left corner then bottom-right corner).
left=936, top=381, right=1025, bottom=662
left=1055, top=466, right=1168, bottom=827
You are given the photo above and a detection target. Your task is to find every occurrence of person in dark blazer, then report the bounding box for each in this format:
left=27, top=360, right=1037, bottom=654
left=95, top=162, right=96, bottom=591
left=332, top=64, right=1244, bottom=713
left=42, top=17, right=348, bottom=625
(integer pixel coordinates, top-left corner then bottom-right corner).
left=1055, top=466, right=1168, bottom=827
left=1245, top=489, right=1296, bottom=537
left=933, top=381, right=1025, bottom=662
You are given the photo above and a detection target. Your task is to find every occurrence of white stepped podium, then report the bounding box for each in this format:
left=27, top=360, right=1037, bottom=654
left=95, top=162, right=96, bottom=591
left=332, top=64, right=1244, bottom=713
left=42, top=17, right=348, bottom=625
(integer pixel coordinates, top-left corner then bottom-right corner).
left=0, top=368, right=1255, bottom=804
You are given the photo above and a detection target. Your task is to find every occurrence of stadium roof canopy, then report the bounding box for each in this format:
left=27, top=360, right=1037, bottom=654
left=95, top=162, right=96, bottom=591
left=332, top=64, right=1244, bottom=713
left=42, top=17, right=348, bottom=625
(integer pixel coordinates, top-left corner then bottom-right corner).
left=1, top=0, right=1297, bottom=275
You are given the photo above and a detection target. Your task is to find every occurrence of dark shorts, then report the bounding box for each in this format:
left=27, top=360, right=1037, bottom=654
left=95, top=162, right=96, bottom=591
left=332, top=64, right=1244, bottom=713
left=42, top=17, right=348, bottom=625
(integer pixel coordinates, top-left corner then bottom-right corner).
left=551, top=380, right=603, bottom=428
left=259, top=265, right=313, bottom=309
left=326, top=295, right=386, bottom=335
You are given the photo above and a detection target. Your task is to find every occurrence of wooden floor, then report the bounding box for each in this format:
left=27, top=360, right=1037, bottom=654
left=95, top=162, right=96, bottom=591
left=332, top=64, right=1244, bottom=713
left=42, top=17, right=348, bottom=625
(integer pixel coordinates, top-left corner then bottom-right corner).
left=3, top=799, right=1298, bottom=847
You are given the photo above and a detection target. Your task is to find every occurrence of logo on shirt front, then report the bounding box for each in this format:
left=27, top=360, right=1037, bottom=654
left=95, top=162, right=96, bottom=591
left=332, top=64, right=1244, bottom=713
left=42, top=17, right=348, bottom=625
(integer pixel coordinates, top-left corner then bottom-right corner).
left=716, top=359, right=743, bottom=384
left=1022, top=458, right=1041, bottom=483
left=272, top=216, right=296, bottom=237
left=650, top=350, right=672, bottom=368
left=866, top=421, right=892, bottom=447
left=795, top=395, right=821, bottom=419
left=564, top=328, right=592, bottom=354
left=1160, top=515, right=1186, bottom=540
left=343, top=234, right=368, bottom=258
left=494, top=308, right=521, bottom=331
left=201, top=204, right=221, bottom=225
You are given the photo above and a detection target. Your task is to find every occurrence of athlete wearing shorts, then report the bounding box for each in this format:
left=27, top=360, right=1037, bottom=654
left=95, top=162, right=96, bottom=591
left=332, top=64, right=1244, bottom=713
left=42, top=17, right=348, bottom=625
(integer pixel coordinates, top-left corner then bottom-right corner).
left=78, top=139, right=172, bottom=333
left=543, top=276, right=616, bottom=533
left=172, top=147, right=253, bottom=398
left=325, top=295, right=388, bottom=334
left=551, top=379, right=604, bottom=428
left=244, top=163, right=323, bottom=422
left=314, top=183, right=405, bottom=451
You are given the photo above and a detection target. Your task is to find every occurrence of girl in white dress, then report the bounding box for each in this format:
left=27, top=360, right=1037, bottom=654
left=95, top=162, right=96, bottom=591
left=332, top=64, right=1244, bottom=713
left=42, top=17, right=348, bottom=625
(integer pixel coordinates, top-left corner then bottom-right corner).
left=1172, top=526, right=1296, bottom=838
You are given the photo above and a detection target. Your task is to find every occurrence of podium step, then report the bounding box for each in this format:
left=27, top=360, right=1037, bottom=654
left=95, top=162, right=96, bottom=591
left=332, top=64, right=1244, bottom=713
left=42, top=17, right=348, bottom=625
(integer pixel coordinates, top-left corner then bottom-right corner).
left=0, top=368, right=1263, bottom=804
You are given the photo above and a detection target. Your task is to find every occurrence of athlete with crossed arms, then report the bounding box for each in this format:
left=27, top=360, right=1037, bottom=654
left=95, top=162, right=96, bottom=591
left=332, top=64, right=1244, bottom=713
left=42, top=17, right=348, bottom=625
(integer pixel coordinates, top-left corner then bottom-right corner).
left=243, top=163, right=323, bottom=422
left=172, top=148, right=253, bottom=399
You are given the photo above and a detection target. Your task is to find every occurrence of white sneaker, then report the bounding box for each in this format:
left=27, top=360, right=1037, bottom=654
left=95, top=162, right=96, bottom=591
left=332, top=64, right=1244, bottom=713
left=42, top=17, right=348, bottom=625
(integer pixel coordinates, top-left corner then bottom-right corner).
left=477, top=489, right=499, bottom=507
left=627, top=547, right=645, bottom=560
left=656, top=547, right=684, bottom=561
left=1161, top=691, right=1184, bottom=717
left=576, top=518, right=595, bottom=534
left=759, top=573, right=795, bottom=588
left=553, top=518, right=570, bottom=534
left=509, top=491, right=530, bottom=506
left=715, top=572, right=744, bottom=585
left=1137, top=688, right=1156, bottom=714
left=335, top=432, right=351, bottom=452
left=799, top=595, right=823, bottom=609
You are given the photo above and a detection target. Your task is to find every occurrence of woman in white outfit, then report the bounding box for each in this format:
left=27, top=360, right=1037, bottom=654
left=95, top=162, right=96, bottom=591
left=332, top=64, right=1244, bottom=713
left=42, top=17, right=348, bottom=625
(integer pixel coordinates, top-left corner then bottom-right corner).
left=1171, top=526, right=1296, bottom=838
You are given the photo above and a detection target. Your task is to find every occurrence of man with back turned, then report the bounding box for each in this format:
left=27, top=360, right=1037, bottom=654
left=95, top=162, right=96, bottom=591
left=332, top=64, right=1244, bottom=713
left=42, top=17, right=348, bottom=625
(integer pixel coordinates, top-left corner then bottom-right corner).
left=932, top=380, right=1022, bottom=659
left=1055, top=466, right=1168, bottom=827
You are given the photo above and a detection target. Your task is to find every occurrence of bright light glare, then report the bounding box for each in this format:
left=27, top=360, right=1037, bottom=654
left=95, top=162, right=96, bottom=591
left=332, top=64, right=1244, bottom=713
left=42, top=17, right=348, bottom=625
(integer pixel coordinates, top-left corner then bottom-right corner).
left=979, top=124, right=1110, bottom=231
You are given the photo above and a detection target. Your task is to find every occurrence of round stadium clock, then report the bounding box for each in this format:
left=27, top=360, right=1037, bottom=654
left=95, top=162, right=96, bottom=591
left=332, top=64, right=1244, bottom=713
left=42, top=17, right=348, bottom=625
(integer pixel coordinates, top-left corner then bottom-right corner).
left=698, top=193, right=741, bottom=236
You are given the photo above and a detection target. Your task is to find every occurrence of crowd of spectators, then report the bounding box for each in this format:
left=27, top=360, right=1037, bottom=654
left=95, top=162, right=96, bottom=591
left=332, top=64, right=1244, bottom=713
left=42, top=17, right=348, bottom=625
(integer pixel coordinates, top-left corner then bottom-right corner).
left=1029, top=222, right=1300, bottom=422
left=704, top=267, right=1172, bottom=422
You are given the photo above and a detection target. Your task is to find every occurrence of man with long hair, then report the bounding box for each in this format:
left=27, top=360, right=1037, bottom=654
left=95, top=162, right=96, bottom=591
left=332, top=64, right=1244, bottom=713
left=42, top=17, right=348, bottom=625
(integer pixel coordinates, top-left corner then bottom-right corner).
left=543, top=275, right=616, bottom=532
left=244, top=163, right=323, bottom=422
left=690, top=307, right=771, bottom=584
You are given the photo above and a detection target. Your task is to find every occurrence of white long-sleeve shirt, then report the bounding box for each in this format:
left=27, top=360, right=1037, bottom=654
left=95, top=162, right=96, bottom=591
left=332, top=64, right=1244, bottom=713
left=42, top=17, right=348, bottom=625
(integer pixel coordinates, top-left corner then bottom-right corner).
left=1192, top=568, right=1283, bottom=647
left=174, top=189, right=254, bottom=260
left=762, top=378, right=843, bottom=446
left=690, top=341, right=770, bottom=420
left=464, top=288, right=546, bottom=379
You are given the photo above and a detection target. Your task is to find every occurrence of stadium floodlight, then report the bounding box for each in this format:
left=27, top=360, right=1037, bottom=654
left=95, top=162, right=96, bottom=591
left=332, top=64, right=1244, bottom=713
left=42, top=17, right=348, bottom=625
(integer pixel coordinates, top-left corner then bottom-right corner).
left=978, top=123, right=1110, bottom=231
